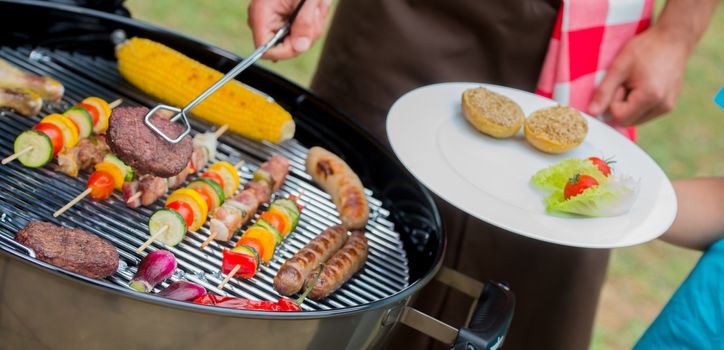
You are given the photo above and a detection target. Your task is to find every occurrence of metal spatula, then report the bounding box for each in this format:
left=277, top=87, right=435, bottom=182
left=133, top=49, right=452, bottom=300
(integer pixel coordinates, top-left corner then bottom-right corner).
left=145, top=0, right=306, bottom=144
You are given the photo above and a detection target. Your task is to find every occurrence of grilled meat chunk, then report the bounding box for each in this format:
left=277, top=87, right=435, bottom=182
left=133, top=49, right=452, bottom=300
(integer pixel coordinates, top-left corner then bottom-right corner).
left=107, top=106, right=192, bottom=177
left=16, top=221, right=119, bottom=279
left=259, top=155, right=290, bottom=192
left=139, top=175, right=168, bottom=206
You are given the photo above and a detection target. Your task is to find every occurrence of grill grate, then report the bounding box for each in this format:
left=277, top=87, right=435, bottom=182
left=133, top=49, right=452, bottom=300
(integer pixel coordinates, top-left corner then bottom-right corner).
left=0, top=46, right=409, bottom=311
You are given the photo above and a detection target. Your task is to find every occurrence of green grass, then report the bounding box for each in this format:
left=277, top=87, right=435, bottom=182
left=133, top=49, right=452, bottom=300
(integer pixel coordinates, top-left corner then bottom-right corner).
left=125, top=1, right=722, bottom=348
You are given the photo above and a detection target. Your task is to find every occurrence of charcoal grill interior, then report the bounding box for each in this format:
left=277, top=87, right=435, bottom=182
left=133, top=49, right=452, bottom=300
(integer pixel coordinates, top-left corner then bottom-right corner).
left=0, top=0, right=443, bottom=315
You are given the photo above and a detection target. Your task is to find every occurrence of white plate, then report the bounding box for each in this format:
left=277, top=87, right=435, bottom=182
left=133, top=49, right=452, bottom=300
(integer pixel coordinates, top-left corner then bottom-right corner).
left=386, top=82, right=677, bottom=248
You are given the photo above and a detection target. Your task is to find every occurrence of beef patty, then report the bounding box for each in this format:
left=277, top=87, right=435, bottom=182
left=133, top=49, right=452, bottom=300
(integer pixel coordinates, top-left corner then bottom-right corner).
left=107, top=106, right=192, bottom=177
left=16, top=221, right=119, bottom=279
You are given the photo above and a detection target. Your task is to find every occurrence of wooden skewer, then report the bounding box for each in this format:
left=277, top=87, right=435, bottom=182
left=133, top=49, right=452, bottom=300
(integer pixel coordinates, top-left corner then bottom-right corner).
left=213, top=124, right=229, bottom=138
left=2, top=146, right=32, bottom=164
left=108, top=98, right=122, bottom=109
left=199, top=160, right=246, bottom=250
left=136, top=225, right=168, bottom=253
left=3, top=98, right=123, bottom=166
left=199, top=233, right=216, bottom=250
left=126, top=191, right=142, bottom=204
left=53, top=188, right=92, bottom=217
left=217, top=264, right=240, bottom=290
left=125, top=124, right=231, bottom=206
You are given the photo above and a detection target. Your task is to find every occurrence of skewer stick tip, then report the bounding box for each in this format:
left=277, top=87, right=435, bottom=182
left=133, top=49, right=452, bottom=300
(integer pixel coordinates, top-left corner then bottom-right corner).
left=217, top=264, right=241, bottom=290
left=126, top=191, right=142, bottom=204
left=213, top=124, right=229, bottom=138
left=136, top=225, right=168, bottom=253
left=53, top=188, right=92, bottom=217
left=234, top=160, right=245, bottom=169
left=108, top=98, right=123, bottom=109
left=200, top=232, right=218, bottom=250
left=2, top=146, right=33, bottom=165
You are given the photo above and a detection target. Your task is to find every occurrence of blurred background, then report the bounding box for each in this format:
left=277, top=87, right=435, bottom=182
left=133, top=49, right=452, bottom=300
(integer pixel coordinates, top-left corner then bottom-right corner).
left=125, top=0, right=723, bottom=348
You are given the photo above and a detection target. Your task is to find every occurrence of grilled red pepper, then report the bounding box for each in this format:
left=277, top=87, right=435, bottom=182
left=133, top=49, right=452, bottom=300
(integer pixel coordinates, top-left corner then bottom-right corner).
left=221, top=248, right=257, bottom=279
left=193, top=293, right=300, bottom=311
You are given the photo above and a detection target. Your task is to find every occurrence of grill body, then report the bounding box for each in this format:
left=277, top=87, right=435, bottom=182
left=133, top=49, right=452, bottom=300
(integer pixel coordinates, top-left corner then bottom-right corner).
left=0, top=1, right=444, bottom=349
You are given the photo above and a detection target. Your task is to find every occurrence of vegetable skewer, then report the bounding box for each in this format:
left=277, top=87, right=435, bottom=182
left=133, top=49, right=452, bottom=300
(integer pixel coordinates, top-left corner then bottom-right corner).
left=135, top=159, right=244, bottom=252
left=217, top=195, right=303, bottom=289
left=2, top=98, right=121, bottom=166
left=204, top=155, right=290, bottom=247
left=125, top=125, right=228, bottom=205
left=53, top=125, right=226, bottom=217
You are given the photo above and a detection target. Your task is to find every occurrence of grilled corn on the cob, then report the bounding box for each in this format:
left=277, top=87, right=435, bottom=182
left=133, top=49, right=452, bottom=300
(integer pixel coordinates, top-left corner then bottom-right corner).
left=115, top=37, right=294, bottom=143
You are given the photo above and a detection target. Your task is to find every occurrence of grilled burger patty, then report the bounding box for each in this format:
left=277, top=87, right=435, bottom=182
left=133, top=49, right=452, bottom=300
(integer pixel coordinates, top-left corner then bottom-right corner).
left=107, top=106, right=192, bottom=177
left=16, top=221, right=119, bottom=279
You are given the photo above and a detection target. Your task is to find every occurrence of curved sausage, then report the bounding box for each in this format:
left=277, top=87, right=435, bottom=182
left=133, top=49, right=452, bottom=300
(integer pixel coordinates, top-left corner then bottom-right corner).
left=305, top=146, right=369, bottom=230
left=305, top=231, right=368, bottom=300
left=273, top=225, right=349, bottom=296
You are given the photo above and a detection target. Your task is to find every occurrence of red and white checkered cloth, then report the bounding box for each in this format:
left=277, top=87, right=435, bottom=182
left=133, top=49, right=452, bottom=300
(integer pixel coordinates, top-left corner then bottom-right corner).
left=535, top=0, right=654, bottom=141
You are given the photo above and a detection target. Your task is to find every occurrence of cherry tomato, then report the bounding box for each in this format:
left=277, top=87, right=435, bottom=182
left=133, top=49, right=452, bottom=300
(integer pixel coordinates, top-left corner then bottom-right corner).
left=201, top=171, right=225, bottom=190
left=589, top=157, right=612, bottom=177
left=193, top=188, right=214, bottom=212
left=259, top=211, right=285, bottom=234
left=235, top=236, right=265, bottom=260
left=76, top=103, right=99, bottom=125
left=564, top=174, right=599, bottom=200
left=33, top=122, right=64, bottom=156
left=167, top=200, right=194, bottom=228
left=87, top=171, right=115, bottom=200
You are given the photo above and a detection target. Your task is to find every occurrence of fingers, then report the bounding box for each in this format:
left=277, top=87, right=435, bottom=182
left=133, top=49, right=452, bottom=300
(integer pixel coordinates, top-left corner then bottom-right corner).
left=289, top=0, right=323, bottom=53
left=609, top=88, right=661, bottom=127
left=248, top=0, right=328, bottom=61
left=588, top=56, right=631, bottom=116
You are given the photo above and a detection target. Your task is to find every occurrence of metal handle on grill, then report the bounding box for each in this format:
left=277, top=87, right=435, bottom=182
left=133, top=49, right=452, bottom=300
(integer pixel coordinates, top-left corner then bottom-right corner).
left=0, top=233, right=36, bottom=258
left=397, top=267, right=515, bottom=350
left=144, top=0, right=307, bottom=143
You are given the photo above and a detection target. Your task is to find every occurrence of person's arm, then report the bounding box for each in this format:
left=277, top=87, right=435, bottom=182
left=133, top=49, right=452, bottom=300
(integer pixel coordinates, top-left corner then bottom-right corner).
left=660, top=178, right=724, bottom=251
left=247, top=0, right=331, bottom=60
left=588, top=0, right=717, bottom=126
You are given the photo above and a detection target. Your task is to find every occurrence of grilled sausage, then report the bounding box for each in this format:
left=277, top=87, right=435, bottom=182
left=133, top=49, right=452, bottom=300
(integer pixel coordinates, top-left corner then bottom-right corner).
left=273, top=225, right=349, bottom=296
left=305, top=231, right=368, bottom=300
left=0, top=88, right=42, bottom=116
left=244, top=179, right=272, bottom=204
left=305, top=146, right=369, bottom=229
left=0, top=58, right=64, bottom=102
left=16, top=222, right=119, bottom=279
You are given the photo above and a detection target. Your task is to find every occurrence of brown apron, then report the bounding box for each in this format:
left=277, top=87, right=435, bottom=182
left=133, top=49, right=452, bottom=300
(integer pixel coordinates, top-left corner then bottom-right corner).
left=311, top=1, right=610, bottom=349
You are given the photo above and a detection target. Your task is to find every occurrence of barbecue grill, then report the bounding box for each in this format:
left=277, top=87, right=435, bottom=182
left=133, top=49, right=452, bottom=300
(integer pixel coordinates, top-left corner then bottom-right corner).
left=0, top=1, right=514, bottom=349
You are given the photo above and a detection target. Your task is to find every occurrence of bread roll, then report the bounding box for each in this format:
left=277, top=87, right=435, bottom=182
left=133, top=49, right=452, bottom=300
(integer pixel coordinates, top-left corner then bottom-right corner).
left=524, top=105, right=587, bottom=154
left=461, top=87, right=525, bottom=138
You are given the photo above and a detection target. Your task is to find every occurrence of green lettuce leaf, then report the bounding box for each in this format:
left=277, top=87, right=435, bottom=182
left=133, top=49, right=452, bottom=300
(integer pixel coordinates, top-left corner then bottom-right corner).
left=544, top=176, right=639, bottom=217
left=531, top=159, right=608, bottom=191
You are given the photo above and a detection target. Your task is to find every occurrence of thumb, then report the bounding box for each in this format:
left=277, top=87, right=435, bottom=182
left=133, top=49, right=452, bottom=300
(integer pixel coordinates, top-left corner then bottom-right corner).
left=289, top=0, right=322, bottom=53
left=588, top=58, right=631, bottom=116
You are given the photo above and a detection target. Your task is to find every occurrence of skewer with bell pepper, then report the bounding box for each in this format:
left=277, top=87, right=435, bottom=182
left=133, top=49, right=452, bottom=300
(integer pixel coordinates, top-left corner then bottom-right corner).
left=53, top=153, right=134, bottom=217
left=217, top=195, right=303, bottom=288
left=203, top=154, right=290, bottom=248
left=2, top=97, right=120, bottom=167
left=124, top=125, right=228, bottom=207
left=135, top=160, right=243, bottom=253
left=53, top=125, right=226, bottom=217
